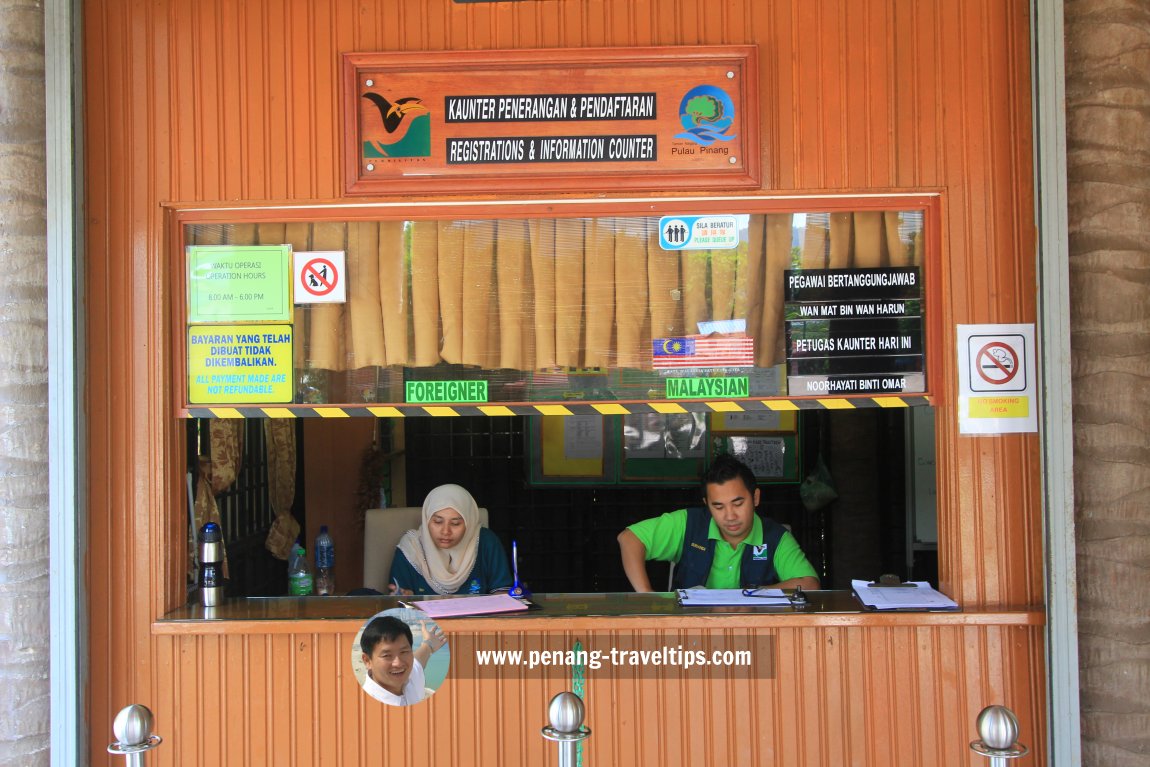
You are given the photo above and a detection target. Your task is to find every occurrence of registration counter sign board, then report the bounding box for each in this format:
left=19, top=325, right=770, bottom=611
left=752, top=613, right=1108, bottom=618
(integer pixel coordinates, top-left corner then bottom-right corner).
left=343, top=46, right=759, bottom=194
left=188, top=326, right=293, bottom=404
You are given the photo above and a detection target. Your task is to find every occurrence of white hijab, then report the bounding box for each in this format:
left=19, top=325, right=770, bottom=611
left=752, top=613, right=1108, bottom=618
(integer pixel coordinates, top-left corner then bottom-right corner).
left=396, top=484, right=482, bottom=595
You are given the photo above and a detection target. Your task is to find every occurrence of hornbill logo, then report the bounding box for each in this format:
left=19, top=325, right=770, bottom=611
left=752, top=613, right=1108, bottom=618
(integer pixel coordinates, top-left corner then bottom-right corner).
left=362, top=93, right=428, bottom=134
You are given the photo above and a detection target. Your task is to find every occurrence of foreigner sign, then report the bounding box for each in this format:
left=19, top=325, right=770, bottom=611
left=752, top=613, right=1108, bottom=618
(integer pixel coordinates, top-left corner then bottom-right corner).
left=405, top=380, right=489, bottom=404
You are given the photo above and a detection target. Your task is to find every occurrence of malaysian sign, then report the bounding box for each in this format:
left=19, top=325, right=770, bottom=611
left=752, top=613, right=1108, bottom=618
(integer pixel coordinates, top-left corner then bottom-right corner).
left=343, top=46, right=759, bottom=194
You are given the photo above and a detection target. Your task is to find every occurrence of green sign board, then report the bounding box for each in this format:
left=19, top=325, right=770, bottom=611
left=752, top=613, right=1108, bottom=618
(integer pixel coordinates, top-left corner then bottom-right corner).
left=405, top=380, right=489, bottom=404
left=188, top=325, right=293, bottom=404
left=187, top=245, right=292, bottom=323
left=665, top=376, right=749, bottom=399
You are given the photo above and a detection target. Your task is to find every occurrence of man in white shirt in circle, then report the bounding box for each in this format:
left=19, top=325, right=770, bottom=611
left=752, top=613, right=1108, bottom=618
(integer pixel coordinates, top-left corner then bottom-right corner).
left=360, top=614, right=447, bottom=706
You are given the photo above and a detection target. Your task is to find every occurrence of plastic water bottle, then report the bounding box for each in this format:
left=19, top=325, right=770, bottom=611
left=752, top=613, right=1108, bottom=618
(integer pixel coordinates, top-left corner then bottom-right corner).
left=315, top=526, right=335, bottom=596
left=288, top=543, right=313, bottom=596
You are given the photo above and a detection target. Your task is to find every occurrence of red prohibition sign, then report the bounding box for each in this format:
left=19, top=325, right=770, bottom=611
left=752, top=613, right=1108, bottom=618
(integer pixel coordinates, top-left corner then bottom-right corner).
left=975, top=341, right=1019, bottom=385
left=301, top=257, right=338, bottom=296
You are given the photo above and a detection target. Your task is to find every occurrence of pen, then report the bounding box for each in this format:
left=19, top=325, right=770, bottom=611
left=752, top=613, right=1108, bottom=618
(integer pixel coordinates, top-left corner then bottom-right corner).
left=392, top=577, right=403, bottom=594
left=509, top=540, right=524, bottom=597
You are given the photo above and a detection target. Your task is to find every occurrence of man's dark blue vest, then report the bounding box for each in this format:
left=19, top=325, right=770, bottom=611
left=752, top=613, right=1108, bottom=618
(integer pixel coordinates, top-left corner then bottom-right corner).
left=672, top=506, right=789, bottom=589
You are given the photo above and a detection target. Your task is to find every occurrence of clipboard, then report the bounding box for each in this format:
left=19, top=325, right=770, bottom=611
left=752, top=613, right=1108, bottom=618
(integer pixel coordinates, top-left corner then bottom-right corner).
left=866, top=573, right=918, bottom=587
left=676, top=588, right=791, bottom=606
left=851, top=579, right=959, bottom=611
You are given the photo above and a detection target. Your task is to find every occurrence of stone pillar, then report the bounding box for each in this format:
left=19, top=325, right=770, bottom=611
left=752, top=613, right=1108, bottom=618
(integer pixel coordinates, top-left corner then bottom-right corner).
left=0, top=0, right=51, bottom=765
left=1065, top=2, right=1150, bottom=765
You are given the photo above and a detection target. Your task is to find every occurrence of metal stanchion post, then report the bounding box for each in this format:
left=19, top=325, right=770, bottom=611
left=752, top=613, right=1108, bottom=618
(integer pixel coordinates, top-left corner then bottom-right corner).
left=541, top=691, right=591, bottom=767
left=969, top=705, right=1028, bottom=767
left=107, top=704, right=162, bottom=767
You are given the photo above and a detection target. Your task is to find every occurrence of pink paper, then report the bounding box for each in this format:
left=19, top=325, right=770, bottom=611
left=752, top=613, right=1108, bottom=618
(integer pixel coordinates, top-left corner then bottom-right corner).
left=410, top=593, right=529, bottom=618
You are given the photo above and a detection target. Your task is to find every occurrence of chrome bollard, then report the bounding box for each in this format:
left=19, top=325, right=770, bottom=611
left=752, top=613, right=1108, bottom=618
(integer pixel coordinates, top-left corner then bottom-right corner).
left=107, top=704, right=162, bottom=767
left=969, top=705, right=1028, bottom=767
left=541, top=692, right=591, bottom=767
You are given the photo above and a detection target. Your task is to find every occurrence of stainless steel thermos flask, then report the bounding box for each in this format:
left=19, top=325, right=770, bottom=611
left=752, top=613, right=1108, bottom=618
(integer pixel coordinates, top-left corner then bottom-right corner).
left=199, top=522, right=224, bottom=607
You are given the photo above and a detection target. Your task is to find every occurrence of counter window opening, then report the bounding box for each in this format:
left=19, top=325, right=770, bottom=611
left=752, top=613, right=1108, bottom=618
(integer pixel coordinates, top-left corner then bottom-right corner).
left=175, top=201, right=940, bottom=604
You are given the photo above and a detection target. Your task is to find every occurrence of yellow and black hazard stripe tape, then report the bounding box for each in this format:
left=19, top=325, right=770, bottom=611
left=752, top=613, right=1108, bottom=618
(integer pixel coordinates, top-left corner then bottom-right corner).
left=185, top=395, right=931, bottom=419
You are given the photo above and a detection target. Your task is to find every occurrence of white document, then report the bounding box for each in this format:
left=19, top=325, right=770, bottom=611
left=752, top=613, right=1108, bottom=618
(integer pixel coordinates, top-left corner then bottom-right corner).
left=677, top=588, right=791, bottom=606
left=563, top=415, right=603, bottom=459
left=408, top=593, right=530, bottom=618
left=851, top=579, right=958, bottom=610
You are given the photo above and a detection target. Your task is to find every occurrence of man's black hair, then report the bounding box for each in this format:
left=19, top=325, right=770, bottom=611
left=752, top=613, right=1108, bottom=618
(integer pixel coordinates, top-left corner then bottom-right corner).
left=360, top=615, right=413, bottom=657
left=701, top=453, right=758, bottom=497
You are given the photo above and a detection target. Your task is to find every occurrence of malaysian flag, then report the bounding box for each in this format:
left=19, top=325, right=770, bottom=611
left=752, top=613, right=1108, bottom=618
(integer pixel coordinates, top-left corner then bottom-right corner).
left=652, top=335, right=755, bottom=369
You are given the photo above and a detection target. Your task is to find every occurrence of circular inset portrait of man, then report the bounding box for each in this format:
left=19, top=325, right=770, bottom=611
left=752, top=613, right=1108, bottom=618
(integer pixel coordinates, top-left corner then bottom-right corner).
left=351, top=607, right=449, bottom=706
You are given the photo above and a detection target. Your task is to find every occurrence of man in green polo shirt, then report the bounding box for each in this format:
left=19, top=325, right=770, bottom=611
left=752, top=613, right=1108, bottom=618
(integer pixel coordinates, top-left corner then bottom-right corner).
left=617, top=454, right=820, bottom=591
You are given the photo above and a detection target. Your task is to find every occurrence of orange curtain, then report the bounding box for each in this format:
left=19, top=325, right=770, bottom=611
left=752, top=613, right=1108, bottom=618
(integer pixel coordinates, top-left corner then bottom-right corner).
left=553, top=218, right=585, bottom=368
left=410, top=221, right=442, bottom=366
left=583, top=218, right=615, bottom=368
left=614, top=218, right=649, bottom=369
left=192, top=420, right=244, bottom=577
left=263, top=420, right=299, bottom=560
left=224, top=212, right=918, bottom=376
left=462, top=220, right=496, bottom=368
left=528, top=220, right=557, bottom=369
left=346, top=222, right=387, bottom=369
left=496, top=220, right=531, bottom=370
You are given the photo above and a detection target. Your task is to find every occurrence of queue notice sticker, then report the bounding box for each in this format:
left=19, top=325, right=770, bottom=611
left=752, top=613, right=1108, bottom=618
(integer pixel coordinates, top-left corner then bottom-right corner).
left=956, top=324, right=1037, bottom=434
left=405, top=380, right=489, bottom=404
left=188, top=325, right=293, bottom=404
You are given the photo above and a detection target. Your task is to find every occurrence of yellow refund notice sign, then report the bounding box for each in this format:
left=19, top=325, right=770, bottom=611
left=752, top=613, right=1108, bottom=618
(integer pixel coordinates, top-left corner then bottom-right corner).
left=969, top=396, right=1029, bottom=419
left=188, top=325, right=293, bottom=404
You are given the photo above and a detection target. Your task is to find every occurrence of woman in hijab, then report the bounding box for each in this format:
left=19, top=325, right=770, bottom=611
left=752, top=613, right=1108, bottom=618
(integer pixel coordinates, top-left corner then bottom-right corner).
left=388, top=484, right=513, bottom=596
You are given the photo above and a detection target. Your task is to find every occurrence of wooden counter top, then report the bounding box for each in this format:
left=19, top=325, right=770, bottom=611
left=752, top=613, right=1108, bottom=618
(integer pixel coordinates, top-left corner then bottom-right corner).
left=152, top=591, right=1045, bottom=635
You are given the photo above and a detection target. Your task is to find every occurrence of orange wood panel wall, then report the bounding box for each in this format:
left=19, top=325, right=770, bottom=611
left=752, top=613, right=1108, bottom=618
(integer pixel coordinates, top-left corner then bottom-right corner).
left=83, top=0, right=1042, bottom=764
left=149, top=619, right=1046, bottom=766
left=302, top=419, right=376, bottom=594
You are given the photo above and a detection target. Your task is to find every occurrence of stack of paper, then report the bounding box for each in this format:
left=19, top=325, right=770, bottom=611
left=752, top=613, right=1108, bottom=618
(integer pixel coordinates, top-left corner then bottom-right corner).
left=408, top=594, right=530, bottom=618
left=677, top=588, right=791, bottom=606
left=851, top=580, right=959, bottom=610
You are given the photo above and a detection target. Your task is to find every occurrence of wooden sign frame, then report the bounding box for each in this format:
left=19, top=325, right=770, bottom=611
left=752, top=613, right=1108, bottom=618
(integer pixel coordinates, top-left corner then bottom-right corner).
left=342, top=46, right=760, bottom=195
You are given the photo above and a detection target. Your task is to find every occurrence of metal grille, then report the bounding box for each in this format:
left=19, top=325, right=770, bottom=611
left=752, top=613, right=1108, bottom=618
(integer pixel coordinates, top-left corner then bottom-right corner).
left=189, top=419, right=296, bottom=596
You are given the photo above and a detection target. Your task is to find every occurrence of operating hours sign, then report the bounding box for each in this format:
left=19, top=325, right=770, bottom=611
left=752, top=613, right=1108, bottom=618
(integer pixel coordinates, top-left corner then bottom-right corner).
left=294, top=251, right=347, bottom=304
left=956, top=324, right=1038, bottom=435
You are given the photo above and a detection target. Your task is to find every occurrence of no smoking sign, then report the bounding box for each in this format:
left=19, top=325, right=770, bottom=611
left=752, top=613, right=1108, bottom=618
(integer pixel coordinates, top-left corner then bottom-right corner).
left=293, top=250, right=346, bottom=304
left=967, top=334, right=1026, bottom=392
left=956, top=324, right=1037, bottom=434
